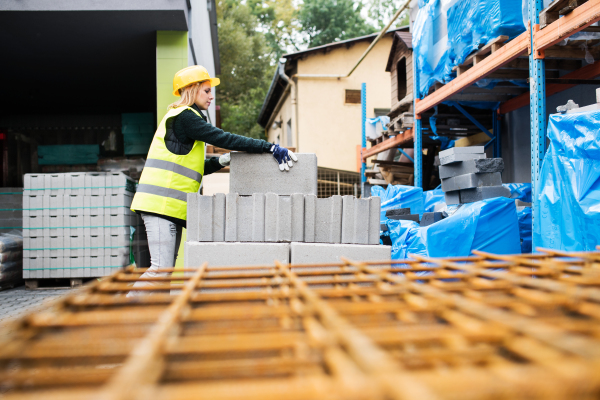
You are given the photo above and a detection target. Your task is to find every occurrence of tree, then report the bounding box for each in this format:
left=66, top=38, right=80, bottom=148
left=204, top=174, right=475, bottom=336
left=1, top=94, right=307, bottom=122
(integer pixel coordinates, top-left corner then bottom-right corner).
left=366, top=0, right=410, bottom=30
left=217, top=0, right=273, bottom=139
left=297, top=0, right=376, bottom=48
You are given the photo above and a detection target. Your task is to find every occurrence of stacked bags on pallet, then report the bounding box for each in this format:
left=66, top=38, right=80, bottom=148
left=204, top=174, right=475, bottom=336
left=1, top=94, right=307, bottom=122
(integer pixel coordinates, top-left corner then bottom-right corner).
left=0, top=231, right=23, bottom=288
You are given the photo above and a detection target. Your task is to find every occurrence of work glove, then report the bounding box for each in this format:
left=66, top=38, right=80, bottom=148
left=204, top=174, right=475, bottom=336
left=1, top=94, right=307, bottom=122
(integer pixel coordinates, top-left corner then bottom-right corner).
left=219, top=153, right=231, bottom=167
left=270, top=144, right=298, bottom=171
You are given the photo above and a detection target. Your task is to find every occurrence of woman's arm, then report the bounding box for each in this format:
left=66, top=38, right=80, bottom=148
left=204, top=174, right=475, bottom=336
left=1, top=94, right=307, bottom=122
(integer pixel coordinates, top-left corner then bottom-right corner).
left=204, top=157, right=223, bottom=175
left=175, top=109, right=271, bottom=153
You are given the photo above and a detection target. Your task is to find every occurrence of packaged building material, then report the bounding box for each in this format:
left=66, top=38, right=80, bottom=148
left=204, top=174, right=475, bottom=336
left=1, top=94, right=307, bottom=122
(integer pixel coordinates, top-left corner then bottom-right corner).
left=387, top=196, right=521, bottom=258
left=534, top=109, right=600, bottom=251
left=371, top=184, right=424, bottom=221
left=413, top=0, right=525, bottom=97
left=0, top=230, right=23, bottom=287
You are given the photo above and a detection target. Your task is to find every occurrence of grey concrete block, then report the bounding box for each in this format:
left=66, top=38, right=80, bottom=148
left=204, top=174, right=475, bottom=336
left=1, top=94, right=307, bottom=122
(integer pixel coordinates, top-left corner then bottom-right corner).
left=276, top=196, right=292, bottom=242
left=291, top=193, right=304, bottom=242
left=441, top=172, right=502, bottom=192
left=387, top=214, right=420, bottom=222
left=315, top=195, right=342, bottom=243
left=459, top=185, right=511, bottom=203
left=65, top=173, right=87, bottom=195
left=252, top=193, right=265, bottom=242
left=439, top=158, right=504, bottom=179
left=213, top=193, right=226, bottom=241
left=290, top=242, right=391, bottom=264
left=44, top=174, right=65, bottom=195
left=225, top=193, right=238, bottom=242
left=420, top=212, right=443, bottom=227
left=236, top=196, right=254, bottom=242
left=385, top=208, right=411, bottom=217
left=445, top=191, right=460, bottom=205
left=264, top=193, right=278, bottom=242
left=304, top=194, right=317, bottom=243
left=230, top=153, right=318, bottom=196
left=438, top=146, right=484, bottom=159
left=186, top=193, right=202, bottom=242
left=188, top=193, right=227, bottom=242
left=353, top=198, right=370, bottom=244
left=341, top=195, right=355, bottom=244
left=184, top=242, right=290, bottom=267
left=84, top=173, right=107, bottom=196
left=439, top=153, right=486, bottom=166
left=368, top=197, right=381, bottom=245
left=43, top=236, right=64, bottom=258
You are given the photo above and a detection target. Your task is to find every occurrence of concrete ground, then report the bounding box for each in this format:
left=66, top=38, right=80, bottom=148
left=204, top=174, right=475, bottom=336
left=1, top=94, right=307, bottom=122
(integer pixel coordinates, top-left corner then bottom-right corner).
left=0, top=286, right=71, bottom=338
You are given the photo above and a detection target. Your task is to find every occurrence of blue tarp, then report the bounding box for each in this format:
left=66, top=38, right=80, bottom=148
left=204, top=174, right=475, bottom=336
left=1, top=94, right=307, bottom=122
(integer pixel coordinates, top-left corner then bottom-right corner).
left=388, top=197, right=521, bottom=259
left=413, top=0, right=525, bottom=99
left=518, top=206, right=532, bottom=253
left=533, top=110, right=600, bottom=251
left=423, top=188, right=446, bottom=212
left=372, top=185, right=424, bottom=221
left=504, top=183, right=532, bottom=202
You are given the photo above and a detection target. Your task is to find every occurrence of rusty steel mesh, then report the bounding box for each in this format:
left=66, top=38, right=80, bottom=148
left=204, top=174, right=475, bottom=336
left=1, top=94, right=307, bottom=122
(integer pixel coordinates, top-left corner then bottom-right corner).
left=2, top=248, right=600, bottom=399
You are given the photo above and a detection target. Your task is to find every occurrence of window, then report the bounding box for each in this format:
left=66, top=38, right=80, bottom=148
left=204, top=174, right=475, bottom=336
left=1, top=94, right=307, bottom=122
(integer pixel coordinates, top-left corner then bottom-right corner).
left=345, top=89, right=361, bottom=104
left=396, top=57, right=407, bottom=100
left=286, top=119, right=293, bottom=146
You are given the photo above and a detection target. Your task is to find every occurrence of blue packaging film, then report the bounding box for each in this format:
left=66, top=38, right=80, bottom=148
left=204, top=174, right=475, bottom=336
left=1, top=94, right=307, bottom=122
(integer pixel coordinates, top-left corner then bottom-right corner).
left=372, top=185, right=424, bottom=221
left=387, top=197, right=521, bottom=259
left=534, top=110, right=600, bottom=251
left=518, top=206, right=532, bottom=253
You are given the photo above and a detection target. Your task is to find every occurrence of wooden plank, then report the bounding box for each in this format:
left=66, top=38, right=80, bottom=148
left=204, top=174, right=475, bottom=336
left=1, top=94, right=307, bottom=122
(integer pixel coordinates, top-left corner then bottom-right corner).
left=370, top=160, right=414, bottom=168
left=361, top=129, right=414, bottom=162
left=455, top=36, right=509, bottom=71
left=416, top=30, right=530, bottom=115
left=536, top=0, right=600, bottom=50
left=499, top=59, right=600, bottom=114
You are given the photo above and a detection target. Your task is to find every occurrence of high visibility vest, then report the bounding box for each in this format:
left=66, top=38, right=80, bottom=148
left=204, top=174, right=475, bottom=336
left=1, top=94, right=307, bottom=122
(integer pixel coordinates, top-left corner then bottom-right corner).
left=131, top=106, right=205, bottom=220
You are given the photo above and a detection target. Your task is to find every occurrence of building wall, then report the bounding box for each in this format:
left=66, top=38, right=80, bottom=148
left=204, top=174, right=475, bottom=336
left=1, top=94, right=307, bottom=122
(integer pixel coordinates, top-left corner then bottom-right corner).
left=266, top=95, right=294, bottom=147
left=283, top=36, right=393, bottom=172
left=390, top=45, right=413, bottom=110
left=156, top=31, right=189, bottom=125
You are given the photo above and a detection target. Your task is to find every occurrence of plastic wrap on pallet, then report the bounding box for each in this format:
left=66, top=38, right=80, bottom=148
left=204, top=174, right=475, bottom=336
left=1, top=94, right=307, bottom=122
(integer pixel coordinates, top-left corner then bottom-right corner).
left=534, top=110, right=600, bottom=251
left=518, top=206, right=532, bottom=254
left=413, top=0, right=525, bottom=98
left=388, top=197, right=520, bottom=258
left=503, top=182, right=532, bottom=202
left=423, top=188, right=446, bottom=212
left=372, top=185, right=424, bottom=221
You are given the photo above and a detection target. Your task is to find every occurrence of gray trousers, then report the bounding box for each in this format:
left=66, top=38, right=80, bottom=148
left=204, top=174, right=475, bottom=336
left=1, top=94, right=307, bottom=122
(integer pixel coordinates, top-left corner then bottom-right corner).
left=127, top=213, right=182, bottom=296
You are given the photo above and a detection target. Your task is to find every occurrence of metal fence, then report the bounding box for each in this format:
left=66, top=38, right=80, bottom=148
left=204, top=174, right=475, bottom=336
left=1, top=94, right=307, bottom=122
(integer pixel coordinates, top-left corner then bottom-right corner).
left=317, top=167, right=361, bottom=198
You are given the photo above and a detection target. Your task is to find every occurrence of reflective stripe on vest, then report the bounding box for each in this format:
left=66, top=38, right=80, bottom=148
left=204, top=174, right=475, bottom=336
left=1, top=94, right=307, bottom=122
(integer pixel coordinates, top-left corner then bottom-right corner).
left=130, top=106, right=206, bottom=220
left=144, top=158, right=203, bottom=183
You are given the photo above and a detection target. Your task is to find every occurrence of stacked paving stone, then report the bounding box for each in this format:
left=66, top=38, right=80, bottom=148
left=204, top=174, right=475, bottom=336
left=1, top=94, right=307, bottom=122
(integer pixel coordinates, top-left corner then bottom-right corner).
left=22, top=172, right=149, bottom=280
left=439, top=147, right=509, bottom=205
left=185, top=153, right=390, bottom=266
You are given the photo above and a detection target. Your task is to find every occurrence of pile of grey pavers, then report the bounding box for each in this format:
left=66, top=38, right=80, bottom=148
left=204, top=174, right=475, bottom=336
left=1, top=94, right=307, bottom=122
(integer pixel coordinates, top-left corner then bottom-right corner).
left=439, top=146, right=509, bottom=205
left=22, top=172, right=149, bottom=282
left=0, top=188, right=24, bottom=289
left=185, top=153, right=391, bottom=266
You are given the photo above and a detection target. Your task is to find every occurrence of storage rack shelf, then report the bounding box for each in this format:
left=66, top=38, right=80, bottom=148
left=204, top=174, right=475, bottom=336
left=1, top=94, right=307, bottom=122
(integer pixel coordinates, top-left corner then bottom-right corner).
left=362, top=0, right=600, bottom=244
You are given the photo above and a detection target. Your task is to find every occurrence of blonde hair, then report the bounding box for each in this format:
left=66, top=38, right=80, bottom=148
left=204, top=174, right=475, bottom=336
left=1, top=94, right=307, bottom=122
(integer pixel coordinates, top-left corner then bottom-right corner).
left=167, top=80, right=209, bottom=110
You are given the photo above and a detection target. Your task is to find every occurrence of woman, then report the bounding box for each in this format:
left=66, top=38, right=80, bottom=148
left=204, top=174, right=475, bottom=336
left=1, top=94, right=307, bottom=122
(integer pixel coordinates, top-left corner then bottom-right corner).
left=128, top=65, right=296, bottom=294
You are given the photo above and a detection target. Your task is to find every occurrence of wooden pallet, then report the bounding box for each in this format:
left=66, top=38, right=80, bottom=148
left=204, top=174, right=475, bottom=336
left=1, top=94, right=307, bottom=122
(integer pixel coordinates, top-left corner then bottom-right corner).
left=24, top=278, right=86, bottom=289
left=540, top=0, right=589, bottom=27
left=2, top=250, right=600, bottom=399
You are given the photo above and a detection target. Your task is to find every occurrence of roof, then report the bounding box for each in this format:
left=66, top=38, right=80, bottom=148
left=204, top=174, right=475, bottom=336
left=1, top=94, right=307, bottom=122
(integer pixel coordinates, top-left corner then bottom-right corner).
left=283, top=26, right=409, bottom=61
left=385, top=31, right=413, bottom=72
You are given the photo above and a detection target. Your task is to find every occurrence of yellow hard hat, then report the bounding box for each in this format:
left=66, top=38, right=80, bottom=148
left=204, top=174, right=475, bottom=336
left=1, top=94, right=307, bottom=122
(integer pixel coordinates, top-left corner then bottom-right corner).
left=172, top=65, right=220, bottom=96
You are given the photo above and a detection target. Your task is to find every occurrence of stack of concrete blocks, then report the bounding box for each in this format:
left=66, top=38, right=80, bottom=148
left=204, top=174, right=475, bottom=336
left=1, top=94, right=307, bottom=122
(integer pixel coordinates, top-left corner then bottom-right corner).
left=22, top=172, right=149, bottom=281
left=0, top=188, right=24, bottom=287
left=185, top=153, right=390, bottom=267
left=439, top=147, right=509, bottom=205
left=0, top=188, right=24, bottom=233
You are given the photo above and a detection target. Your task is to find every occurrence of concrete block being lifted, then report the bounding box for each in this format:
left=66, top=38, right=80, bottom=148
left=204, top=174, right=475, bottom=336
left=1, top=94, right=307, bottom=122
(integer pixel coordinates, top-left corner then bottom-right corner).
left=441, top=172, right=502, bottom=192
left=184, top=242, right=290, bottom=267
left=290, top=242, right=391, bottom=264
left=230, top=153, right=318, bottom=196
left=459, top=185, right=511, bottom=203
left=439, top=158, right=504, bottom=179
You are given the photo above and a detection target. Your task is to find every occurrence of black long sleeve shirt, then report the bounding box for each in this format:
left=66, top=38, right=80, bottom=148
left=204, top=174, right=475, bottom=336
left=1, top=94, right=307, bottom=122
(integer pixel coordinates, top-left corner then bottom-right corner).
left=140, top=104, right=272, bottom=228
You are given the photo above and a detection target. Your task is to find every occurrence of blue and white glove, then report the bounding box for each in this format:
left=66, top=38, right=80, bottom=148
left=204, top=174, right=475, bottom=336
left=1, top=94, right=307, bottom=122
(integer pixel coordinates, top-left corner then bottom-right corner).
left=218, top=152, right=231, bottom=167
left=270, top=144, right=298, bottom=171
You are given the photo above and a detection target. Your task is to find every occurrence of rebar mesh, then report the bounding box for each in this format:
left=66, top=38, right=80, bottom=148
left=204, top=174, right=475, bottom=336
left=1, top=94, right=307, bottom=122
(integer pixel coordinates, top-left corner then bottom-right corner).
left=2, top=249, right=600, bottom=399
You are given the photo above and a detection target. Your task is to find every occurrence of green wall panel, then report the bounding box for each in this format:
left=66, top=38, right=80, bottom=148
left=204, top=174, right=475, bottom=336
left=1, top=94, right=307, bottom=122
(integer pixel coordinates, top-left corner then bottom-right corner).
left=156, top=31, right=188, bottom=126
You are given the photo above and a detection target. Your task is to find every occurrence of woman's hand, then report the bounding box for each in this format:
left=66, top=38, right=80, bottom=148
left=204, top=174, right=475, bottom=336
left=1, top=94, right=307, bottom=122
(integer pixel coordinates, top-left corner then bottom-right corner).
left=270, top=144, right=298, bottom=171
left=219, top=153, right=231, bottom=167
